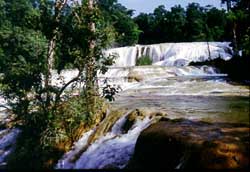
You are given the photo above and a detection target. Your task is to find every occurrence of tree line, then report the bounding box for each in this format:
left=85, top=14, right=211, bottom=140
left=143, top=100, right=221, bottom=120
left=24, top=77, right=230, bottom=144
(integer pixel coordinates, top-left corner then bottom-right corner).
left=134, top=1, right=249, bottom=56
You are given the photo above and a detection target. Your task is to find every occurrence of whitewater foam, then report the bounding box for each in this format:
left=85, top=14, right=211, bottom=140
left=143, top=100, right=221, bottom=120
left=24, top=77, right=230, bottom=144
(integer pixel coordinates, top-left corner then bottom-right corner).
left=106, top=42, right=232, bottom=67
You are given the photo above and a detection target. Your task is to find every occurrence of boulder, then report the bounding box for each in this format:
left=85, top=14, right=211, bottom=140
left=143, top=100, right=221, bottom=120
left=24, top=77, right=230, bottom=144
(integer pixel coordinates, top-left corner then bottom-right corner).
left=127, top=118, right=249, bottom=170
left=121, top=109, right=146, bottom=133
left=127, top=71, right=143, bottom=82
left=122, top=109, right=166, bottom=134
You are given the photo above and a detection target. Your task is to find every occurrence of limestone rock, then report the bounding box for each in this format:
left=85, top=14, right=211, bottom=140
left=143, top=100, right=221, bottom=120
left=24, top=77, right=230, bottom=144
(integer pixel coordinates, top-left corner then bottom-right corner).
left=127, top=71, right=143, bottom=82
left=122, top=109, right=144, bottom=133
left=127, top=118, right=249, bottom=170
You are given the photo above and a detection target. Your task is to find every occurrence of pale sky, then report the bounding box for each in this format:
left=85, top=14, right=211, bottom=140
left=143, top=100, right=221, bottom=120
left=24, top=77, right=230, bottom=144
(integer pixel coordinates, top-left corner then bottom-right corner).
left=118, top=0, right=226, bottom=16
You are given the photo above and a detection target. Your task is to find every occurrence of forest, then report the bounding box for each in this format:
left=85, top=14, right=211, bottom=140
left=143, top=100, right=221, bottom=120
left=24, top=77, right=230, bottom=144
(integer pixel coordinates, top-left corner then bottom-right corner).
left=0, top=0, right=249, bottom=170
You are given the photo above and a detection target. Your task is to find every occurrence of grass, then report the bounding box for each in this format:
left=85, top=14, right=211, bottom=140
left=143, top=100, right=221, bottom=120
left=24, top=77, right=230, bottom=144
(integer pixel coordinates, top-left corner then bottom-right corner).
left=136, top=55, right=152, bottom=66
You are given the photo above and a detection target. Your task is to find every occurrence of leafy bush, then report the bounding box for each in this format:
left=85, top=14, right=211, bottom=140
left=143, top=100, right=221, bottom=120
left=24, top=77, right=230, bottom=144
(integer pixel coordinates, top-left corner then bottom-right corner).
left=102, top=79, right=122, bottom=102
left=136, top=55, right=152, bottom=66
left=7, top=94, right=106, bottom=170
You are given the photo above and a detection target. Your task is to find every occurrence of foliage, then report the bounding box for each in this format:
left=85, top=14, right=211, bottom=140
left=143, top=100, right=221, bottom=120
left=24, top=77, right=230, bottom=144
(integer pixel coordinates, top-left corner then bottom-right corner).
left=41, top=95, right=105, bottom=149
left=133, top=13, right=155, bottom=44
left=102, top=79, right=122, bottom=101
left=0, top=27, right=47, bottom=119
left=0, top=0, right=114, bottom=169
left=242, top=28, right=250, bottom=57
left=97, top=0, right=140, bottom=46
left=134, top=3, right=228, bottom=44
left=136, top=55, right=153, bottom=66
left=7, top=94, right=106, bottom=170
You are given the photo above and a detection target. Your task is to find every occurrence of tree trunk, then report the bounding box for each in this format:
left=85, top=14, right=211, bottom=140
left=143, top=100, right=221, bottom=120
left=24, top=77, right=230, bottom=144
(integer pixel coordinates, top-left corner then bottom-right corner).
left=46, top=34, right=57, bottom=88
left=232, top=22, right=238, bottom=53
left=207, top=41, right=211, bottom=60
left=44, top=0, right=67, bottom=107
left=204, top=24, right=211, bottom=60
left=226, top=0, right=231, bottom=12
left=85, top=0, right=97, bottom=118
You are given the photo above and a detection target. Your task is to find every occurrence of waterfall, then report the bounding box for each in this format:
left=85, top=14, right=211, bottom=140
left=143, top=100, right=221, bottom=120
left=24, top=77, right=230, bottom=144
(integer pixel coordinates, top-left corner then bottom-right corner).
left=1, top=41, right=248, bottom=170
left=39, top=42, right=232, bottom=90
left=74, top=116, right=152, bottom=169
left=56, top=129, right=95, bottom=169
left=56, top=112, right=153, bottom=169
left=106, top=42, right=233, bottom=67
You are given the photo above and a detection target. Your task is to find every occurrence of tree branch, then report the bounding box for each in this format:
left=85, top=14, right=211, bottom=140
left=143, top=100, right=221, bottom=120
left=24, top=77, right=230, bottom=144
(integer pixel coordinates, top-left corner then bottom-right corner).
left=54, top=69, right=83, bottom=107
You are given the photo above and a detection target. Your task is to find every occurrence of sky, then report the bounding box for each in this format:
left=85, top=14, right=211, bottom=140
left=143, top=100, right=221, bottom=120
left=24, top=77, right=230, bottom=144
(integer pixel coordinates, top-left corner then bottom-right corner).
left=118, top=0, right=226, bottom=16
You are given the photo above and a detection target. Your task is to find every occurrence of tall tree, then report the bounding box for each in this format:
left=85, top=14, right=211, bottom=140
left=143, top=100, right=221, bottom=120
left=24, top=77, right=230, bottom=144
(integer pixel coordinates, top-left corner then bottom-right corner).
left=97, top=0, right=140, bottom=46
left=44, top=0, right=68, bottom=108
left=165, top=5, right=186, bottom=42
left=85, top=0, right=96, bottom=116
left=134, top=13, right=155, bottom=44
left=204, top=6, right=227, bottom=41
left=185, top=3, right=206, bottom=41
left=152, top=5, right=168, bottom=43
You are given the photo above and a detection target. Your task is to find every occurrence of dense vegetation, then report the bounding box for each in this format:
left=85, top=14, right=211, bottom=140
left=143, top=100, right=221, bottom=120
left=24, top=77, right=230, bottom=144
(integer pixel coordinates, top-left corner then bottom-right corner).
left=0, top=0, right=118, bottom=169
left=134, top=4, right=229, bottom=44
left=0, top=0, right=249, bottom=170
left=134, top=1, right=249, bottom=53
left=136, top=55, right=152, bottom=66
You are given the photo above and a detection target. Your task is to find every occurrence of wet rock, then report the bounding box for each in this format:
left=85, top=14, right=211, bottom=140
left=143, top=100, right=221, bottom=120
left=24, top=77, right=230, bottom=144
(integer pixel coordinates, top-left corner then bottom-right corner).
left=0, top=124, right=6, bottom=131
left=127, top=119, right=249, bottom=170
left=121, top=109, right=166, bottom=134
left=149, top=111, right=166, bottom=119
left=122, top=109, right=143, bottom=133
left=127, top=71, right=143, bottom=82
left=67, top=109, right=125, bottom=163
left=90, top=110, right=125, bottom=142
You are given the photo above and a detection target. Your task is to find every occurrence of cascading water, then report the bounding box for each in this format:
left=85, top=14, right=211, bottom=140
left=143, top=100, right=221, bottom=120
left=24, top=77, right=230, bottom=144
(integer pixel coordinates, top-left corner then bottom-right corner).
left=0, top=42, right=249, bottom=169
left=54, top=42, right=248, bottom=170
left=56, top=111, right=153, bottom=169
left=56, top=129, right=95, bottom=169
left=74, top=116, right=152, bottom=169
left=106, top=42, right=232, bottom=67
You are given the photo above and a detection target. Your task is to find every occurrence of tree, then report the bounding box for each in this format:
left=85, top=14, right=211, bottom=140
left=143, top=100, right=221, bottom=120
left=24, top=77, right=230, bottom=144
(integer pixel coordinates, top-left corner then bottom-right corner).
left=204, top=7, right=227, bottom=41
left=165, top=5, right=186, bottom=42
left=85, top=0, right=97, bottom=116
left=152, top=5, right=168, bottom=43
left=134, top=3, right=229, bottom=43
left=223, top=0, right=249, bottom=53
left=134, top=13, right=155, bottom=44
left=221, top=0, right=240, bottom=11
left=0, top=0, right=115, bottom=169
left=185, top=3, right=206, bottom=41
left=97, top=0, right=140, bottom=46
left=43, top=0, right=68, bottom=111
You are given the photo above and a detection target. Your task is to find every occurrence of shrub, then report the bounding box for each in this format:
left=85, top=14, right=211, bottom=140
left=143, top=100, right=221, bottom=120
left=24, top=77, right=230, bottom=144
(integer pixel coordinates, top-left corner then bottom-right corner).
left=136, top=55, right=152, bottom=66
left=6, top=94, right=107, bottom=170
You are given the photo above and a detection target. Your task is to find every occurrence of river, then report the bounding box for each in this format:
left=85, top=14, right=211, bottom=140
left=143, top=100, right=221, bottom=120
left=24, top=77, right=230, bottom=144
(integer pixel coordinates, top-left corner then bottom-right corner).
left=0, top=42, right=249, bottom=169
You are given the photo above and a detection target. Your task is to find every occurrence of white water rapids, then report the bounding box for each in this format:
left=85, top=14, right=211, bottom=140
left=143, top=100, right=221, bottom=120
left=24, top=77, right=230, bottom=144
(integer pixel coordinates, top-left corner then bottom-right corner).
left=56, top=111, right=152, bottom=169
left=0, top=42, right=249, bottom=169
left=105, top=42, right=232, bottom=67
